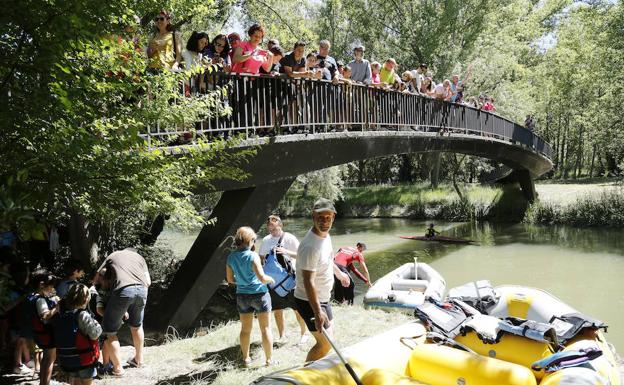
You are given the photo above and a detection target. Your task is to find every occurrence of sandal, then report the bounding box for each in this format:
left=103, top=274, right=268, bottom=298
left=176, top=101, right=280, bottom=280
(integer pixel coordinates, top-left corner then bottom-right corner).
left=126, top=358, right=143, bottom=368
left=109, top=370, right=125, bottom=377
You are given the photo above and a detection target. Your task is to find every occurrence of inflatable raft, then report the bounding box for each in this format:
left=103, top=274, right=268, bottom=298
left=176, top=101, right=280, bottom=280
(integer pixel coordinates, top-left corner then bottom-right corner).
left=252, top=284, right=621, bottom=385
left=363, top=262, right=445, bottom=310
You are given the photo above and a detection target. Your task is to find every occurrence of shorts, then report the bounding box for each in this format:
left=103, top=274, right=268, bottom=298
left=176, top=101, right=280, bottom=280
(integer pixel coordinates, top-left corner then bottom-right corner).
left=236, top=292, right=271, bottom=314
left=65, top=366, right=97, bottom=379
left=269, top=289, right=296, bottom=311
left=102, top=285, right=148, bottom=335
left=295, top=298, right=333, bottom=332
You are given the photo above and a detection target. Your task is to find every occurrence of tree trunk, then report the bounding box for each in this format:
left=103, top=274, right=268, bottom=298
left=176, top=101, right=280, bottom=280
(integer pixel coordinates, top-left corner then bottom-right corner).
left=357, top=160, right=365, bottom=186
left=430, top=153, right=441, bottom=188
left=589, top=145, right=596, bottom=178
left=68, top=212, right=99, bottom=268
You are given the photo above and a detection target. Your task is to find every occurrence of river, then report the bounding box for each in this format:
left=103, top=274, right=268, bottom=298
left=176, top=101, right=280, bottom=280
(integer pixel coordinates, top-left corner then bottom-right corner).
left=158, top=219, right=624, bottom=351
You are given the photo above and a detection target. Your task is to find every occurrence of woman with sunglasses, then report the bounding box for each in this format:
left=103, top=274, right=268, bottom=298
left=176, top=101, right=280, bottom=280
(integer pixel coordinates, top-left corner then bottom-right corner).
left=147, top=11, right=182, bottom=72
left=226, top=227, right=277, bottom=367
left=203, top=34, right=232, bottom=72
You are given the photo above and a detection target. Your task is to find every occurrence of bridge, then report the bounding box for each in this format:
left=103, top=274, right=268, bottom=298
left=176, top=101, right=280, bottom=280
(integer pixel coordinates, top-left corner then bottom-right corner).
left=144, top=73, right=553, bottom=331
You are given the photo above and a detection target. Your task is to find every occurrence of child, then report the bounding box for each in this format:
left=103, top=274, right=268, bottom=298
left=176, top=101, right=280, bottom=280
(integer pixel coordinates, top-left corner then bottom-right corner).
left=6, top=262, right=33, bottom=374
left=225, top=227, right=276, bottom=367
left=30, top=271, right=60, bottom=380
left=56, top=260, right=86, bottom=298
left=52, top=283, right=102, bottom=385
left=370, top=62, right=381, bottom=85
left=93, top=268, right=113, bottom=374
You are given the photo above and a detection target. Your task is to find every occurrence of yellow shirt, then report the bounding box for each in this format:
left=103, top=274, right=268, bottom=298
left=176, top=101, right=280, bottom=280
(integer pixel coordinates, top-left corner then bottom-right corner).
left=380, top=67, right=396, bottom=85
left=148, top=32, right=178, bottom=69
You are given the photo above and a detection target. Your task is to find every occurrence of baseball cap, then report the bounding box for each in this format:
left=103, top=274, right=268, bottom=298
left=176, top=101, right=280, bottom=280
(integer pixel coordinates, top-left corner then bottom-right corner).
left=354, top=45, right=365, bottom=52
left=313, top=198, right=336, bottom=213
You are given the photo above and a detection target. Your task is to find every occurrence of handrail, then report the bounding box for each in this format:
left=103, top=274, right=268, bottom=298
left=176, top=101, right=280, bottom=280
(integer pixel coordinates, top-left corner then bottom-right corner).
left=142, top=72, right=553, bottom=160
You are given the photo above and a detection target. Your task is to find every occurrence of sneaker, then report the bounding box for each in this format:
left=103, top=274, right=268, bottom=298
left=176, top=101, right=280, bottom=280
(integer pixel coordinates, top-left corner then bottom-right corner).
left=297, top=334, right=310, bottom=346
left=13, top=364, right=33, bottom=375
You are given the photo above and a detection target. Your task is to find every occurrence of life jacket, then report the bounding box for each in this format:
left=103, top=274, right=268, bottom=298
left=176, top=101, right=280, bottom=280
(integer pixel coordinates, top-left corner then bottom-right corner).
left=414, top=297, right=471, bottom=339
left=448, top=280, right=500, bottom=314
left=30, top=294, right=57, bottom=349
left=263, top=235, right=296, bottom=297
left=51, top=309, right=100, bottom=370
left=549, top=312, right=608, bottom=345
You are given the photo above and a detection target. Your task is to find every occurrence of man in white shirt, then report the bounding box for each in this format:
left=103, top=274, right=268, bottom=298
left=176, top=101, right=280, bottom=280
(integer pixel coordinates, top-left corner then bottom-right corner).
left=294, top=198, right=350, bottom=362
left=259, top=215, right=308, bottom=344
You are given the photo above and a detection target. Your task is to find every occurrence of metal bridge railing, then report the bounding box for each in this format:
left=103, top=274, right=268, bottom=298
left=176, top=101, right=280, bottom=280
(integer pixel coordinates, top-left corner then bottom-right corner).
left=142, top=72, right=553, bottom=160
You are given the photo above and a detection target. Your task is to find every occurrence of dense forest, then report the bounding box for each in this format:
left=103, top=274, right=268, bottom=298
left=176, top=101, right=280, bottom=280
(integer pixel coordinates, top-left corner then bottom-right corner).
left=1, top=0, right=623, bottom=261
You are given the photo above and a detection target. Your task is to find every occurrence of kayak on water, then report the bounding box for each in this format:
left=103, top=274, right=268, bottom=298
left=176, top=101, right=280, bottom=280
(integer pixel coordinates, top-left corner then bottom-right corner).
left=399, top=235, right=475, bottom=244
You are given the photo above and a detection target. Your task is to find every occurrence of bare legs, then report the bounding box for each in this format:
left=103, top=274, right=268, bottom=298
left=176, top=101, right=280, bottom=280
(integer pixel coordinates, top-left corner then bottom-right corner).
left=306, top=325, right=332, bottom=362
left=273, top=309, right=308, bottom=340
left=239, top=312, right=273, bottom=365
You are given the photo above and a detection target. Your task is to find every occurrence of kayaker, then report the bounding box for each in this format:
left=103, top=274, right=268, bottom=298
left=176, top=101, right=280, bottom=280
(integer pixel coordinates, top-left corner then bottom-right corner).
left=425, top=223, right=439, bottom=239
left=333, top=243, right=371, bottom=305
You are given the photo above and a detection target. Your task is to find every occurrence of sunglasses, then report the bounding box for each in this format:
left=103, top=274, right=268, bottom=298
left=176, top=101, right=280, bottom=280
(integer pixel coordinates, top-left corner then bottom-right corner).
left=154, top=16, right=167, bottom=21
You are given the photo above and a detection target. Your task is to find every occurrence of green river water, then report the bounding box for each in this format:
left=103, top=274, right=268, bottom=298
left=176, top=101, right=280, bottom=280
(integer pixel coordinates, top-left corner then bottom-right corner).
left=158, top=219, right=624, bottom=351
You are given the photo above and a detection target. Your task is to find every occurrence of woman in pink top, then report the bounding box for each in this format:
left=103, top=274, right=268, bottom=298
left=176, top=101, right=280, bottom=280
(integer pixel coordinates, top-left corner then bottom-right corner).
left=232, top=24, right=273, bottom=74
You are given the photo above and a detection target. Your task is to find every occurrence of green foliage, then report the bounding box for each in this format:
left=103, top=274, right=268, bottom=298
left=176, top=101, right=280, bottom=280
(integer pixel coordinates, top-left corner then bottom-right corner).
left=0, top=1, right=252, bottom=255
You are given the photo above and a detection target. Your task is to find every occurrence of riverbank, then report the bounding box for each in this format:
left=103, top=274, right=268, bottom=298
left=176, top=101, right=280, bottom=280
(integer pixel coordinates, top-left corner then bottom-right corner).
left=277, top=180, right=623, bottom=226
left=102, top=307, right=411, bottom=385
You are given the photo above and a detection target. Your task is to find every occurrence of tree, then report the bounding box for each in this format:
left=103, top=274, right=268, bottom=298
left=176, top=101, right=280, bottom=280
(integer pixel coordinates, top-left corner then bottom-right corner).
left=0, top=0, right=252, bottom=265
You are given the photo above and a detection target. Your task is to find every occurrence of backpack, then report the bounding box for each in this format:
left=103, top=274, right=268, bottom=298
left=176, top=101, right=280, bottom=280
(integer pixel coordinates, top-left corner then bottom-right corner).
left=263, top=235, right=296, bottom=297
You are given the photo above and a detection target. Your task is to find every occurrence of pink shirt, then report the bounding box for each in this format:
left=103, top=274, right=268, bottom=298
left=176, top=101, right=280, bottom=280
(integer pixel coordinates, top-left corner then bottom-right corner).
left=371, top=73, right=381, bottom=84
left=231, top=41, right=268, bottom=74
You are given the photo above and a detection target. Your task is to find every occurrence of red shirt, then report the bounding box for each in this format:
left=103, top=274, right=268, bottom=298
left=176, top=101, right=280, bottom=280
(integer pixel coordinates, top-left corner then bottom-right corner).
left=334, top=247, right=367, bottom=283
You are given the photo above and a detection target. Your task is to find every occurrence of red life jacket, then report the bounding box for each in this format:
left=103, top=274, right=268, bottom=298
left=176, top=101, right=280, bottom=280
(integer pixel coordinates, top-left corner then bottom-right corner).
left=51, top=309, right=100, bottom=370
left=30, top=294, right=56, bottom=349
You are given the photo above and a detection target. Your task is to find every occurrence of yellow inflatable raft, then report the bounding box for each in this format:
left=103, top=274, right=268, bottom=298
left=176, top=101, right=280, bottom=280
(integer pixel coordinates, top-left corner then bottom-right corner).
left=251, top=286, right=621, bottom=385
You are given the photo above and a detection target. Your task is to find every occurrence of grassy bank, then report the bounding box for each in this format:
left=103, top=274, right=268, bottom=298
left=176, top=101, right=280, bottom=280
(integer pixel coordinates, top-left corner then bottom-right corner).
left=525, top=190, right=624, bottom=227
left=278, top=183, right=514, bottom=222
left=91, top=306, right=411, bottom=385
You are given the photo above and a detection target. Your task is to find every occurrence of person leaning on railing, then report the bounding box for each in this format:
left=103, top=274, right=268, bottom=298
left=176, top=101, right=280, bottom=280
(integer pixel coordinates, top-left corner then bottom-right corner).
left=182, top=31, right=209, bottom=92
left=202, top=34, right=232, bottom=73
left=280, top=41, right=321, bottom=79
left=231, top=24, right=273, bottom=75
left=146, top=11, right=182, bottom=73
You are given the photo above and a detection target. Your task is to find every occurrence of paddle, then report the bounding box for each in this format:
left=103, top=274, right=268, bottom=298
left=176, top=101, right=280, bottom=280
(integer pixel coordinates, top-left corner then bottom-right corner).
left=312, top=318, right=363, bottom=385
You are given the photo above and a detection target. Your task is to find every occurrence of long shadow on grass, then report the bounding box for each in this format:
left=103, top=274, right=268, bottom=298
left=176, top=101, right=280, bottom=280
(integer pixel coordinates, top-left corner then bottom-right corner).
left=193, top=341, right=263, bottom=365
left=156, top=369, right=220, bottom=385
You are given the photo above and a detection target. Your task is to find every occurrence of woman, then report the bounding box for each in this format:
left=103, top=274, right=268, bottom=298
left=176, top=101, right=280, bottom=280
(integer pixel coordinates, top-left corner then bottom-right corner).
left=401, top=71, right=418, bottom=93
left=231, top=24, right=273, bottom=74
left=147, top=11, right=182, bottom=72
left=225, top=227, right=277, bottom=367
left=182, top=31, right=209, bottom=71
left=420, top=76, right=435, bottom=97
left=203, top=34, right=232, bottom=72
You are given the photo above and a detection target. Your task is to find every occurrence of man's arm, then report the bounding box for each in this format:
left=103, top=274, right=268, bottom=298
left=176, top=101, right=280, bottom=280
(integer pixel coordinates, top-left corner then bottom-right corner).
left=333, top=263, right=351, bottom=287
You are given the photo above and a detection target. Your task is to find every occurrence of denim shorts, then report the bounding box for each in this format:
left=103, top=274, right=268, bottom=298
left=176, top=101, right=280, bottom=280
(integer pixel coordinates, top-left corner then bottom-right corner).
left=102, top=285, right=148, bottom=335
left=236, top=292, right=271, bottom=314
left=66, top=366, right=97, bottom=379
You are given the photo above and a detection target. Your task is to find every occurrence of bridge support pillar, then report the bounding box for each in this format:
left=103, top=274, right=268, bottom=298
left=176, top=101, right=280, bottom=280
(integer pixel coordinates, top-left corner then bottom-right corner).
left=150, top=178, right=295, bottom=331
left=512, top=169, right=537, bottom=203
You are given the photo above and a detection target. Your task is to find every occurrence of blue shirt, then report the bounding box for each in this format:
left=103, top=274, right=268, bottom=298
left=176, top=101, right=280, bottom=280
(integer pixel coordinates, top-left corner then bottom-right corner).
left=56, top=279, right=77, bottom=298
left=227, top=249, right=267, bottom=294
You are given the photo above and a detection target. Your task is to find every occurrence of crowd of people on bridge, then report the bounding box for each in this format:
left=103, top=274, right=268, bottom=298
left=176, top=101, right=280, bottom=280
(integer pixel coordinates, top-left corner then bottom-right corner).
left=143, top=11, right=506, bottom=130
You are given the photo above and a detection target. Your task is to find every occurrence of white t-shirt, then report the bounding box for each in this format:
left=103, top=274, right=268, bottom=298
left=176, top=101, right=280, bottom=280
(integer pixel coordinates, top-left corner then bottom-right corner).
left=294, top=229, right=334, bottom=303
left=258, top=231, right=300, bottom=258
